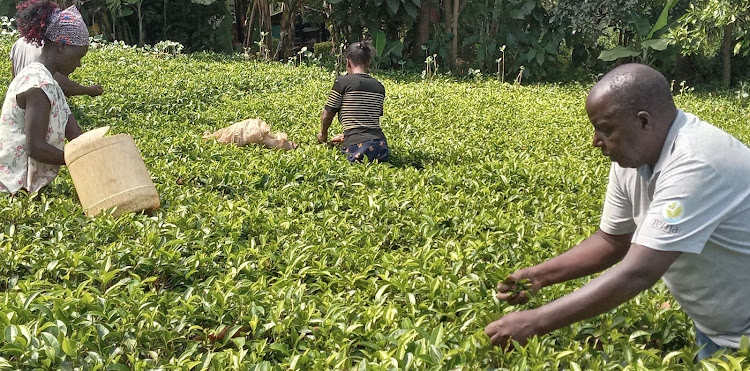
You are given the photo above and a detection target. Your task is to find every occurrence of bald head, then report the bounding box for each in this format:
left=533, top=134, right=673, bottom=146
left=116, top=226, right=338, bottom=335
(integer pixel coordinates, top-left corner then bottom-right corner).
left=586, top=64, right=680, bottom=168
left=589, top=64, right=677, bottom=125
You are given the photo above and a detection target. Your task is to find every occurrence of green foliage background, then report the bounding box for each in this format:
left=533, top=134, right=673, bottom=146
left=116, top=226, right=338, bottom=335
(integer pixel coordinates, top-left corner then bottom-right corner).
left=1, top=36, right=750, bottom=369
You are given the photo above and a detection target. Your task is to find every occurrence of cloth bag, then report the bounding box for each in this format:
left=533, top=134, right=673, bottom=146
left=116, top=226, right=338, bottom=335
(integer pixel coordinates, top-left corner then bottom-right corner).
left=203, top=118, right=297, bottom=150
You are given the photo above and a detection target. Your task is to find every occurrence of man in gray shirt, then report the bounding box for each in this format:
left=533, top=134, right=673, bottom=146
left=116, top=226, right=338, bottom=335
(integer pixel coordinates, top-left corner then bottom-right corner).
left=10, top=37, right=103, bottom=97
left=484, top=63, right=750, bottom=360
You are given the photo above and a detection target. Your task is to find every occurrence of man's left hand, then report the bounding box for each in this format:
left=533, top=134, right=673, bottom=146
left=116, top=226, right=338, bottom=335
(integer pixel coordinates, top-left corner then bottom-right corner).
left=484, top=310, right=543, bottom=349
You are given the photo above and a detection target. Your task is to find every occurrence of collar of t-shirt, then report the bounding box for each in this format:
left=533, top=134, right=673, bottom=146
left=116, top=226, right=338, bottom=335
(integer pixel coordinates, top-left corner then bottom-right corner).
left=636, top=109, right=687, bottom=181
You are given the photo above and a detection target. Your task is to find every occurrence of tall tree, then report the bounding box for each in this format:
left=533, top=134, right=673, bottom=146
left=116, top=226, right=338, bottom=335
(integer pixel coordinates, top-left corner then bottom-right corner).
left=245, top=0, right=272, bottom=58
left=676, top=0, right=749, bottom=88
left=277, top=0, right=304, bottom=60
left=411, top=0, right=431, bottom=60
left=234, top=0, right=248, bottom=45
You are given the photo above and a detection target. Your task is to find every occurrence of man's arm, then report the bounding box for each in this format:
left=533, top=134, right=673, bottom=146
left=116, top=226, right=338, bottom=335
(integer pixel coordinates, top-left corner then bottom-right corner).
left=318, top=109, right=336, bottom=143
left=486, top=244, right=680, bottom=348
left=54, top=73, right=103, bottom=97
left=498, top=229, right=632, bottom=304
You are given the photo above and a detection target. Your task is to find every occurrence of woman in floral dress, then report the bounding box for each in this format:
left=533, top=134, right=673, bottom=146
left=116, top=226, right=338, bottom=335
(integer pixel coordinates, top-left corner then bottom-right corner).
left=0, top=0, right=90, bottom=194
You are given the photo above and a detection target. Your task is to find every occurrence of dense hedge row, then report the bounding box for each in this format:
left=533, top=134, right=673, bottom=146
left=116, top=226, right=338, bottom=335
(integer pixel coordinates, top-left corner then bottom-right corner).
left=1, top=36, right=749, bottom=369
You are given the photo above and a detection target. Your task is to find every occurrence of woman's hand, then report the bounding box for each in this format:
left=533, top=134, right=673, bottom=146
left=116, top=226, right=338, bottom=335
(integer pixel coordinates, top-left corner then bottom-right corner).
left=330, top=134, right=344, bottom=145
left=87, top=84, right=104, bottom=97
left=317, top=131, right=328, bottom=144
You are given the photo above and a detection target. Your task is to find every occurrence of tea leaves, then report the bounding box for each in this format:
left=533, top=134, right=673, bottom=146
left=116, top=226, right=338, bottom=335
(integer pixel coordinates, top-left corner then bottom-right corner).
left=1, top=37, right=749, bottom=370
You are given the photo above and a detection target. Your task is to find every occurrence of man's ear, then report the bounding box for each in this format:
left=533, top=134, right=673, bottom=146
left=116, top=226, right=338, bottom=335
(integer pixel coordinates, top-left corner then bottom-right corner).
left=637, top=111, right=652, bottom=130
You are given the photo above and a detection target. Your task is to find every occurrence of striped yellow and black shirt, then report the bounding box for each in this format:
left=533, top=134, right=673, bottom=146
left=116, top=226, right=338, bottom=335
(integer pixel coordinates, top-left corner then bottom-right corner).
left=324, top=73, right=386, bottom=148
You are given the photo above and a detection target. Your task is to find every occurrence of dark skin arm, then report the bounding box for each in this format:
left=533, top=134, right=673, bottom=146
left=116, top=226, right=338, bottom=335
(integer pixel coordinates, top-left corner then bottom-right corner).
left=318, top=109, right=336, bottom=144
left=497, top=229, right=632, bottom=304
left=485, top=243, right=680, bottom=348
left=55, top=73, right=103, bottom=97
left=65, top=114, right=83, bottom=141
left=12, top=67, right=102, bottom=97
left=18, top=88, right=79, bottom=165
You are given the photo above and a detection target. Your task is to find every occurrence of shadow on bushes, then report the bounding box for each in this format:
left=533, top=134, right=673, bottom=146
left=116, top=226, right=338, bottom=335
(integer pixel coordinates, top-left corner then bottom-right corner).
left=387, top=149, right=442, bottom=170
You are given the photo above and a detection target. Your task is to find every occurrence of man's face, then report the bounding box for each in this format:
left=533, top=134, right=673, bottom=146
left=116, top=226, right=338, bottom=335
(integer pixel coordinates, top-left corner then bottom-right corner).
left=586, top=89, right=649, bottom=168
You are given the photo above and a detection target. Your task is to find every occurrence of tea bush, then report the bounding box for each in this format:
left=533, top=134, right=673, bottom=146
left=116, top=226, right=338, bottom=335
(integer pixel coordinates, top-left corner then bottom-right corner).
left=1, top=36, right=749, bottom=370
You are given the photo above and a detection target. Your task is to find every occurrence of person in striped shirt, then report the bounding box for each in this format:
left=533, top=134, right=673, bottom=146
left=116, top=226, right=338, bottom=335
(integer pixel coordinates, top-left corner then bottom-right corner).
left=317, top=41, right=389, bottom=163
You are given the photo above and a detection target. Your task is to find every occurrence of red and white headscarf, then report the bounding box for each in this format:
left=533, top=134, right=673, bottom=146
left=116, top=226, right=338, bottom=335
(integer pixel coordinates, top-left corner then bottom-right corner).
left=44, top=5, right=88, bottom=46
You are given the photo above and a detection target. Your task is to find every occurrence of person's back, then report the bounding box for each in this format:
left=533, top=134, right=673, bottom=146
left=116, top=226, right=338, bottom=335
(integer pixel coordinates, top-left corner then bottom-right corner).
left=318, top=41, right=389, bottom=163
left=10, top=37, right=42, bottom=77
left=327, top=72, right=386, bottom=149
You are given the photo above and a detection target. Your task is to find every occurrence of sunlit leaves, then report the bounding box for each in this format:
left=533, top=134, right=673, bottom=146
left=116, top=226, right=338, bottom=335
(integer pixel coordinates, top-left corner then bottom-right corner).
left=1, top=36, right=749, bottom=369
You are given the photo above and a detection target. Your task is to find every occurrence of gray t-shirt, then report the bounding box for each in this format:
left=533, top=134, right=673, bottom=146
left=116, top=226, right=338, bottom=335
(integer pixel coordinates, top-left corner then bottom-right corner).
left=600, top=110, right=750, bottom=348
left=10, top=38, right=42, bottom=76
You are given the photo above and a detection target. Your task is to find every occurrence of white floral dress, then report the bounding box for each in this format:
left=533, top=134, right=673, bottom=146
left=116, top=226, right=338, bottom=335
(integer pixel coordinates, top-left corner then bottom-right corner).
left=0, top=62, right=70, bottom=194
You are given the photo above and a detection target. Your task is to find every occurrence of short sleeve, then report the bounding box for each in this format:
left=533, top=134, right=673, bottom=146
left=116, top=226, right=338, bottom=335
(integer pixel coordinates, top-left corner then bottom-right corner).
left=633, top=156, right=734, bottom=254
left=324, top=78, right=343, bottom=113
left=379, top=85, right=385, bottom=116
left=13, top=64, right=70, bottom=121
left=9, top=40, right=17, bottom=62
left=600, top=164, right=637, bottom=235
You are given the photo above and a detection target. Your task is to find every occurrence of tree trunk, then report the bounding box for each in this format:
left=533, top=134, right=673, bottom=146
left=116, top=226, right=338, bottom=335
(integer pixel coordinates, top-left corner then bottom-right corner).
left=245, top=0, right=257, bottom=48
left=137, top=0, right=144, bottom=47
left=110, top=10, right=117, bottom=41
left=411, top=0, right=431, bottom=61
left=245, top=0, right=271, bottom=58
left=278, top=2, right=296, bottom=60
left=451, top=0, right=458, bottom=70
left=261, top=0, right=271, bottom=53
left=163, top=0, right=168, bottom=40
left=721, top=22, right=733, bottom=89
left=442, top=0, right=452, bottom=63
left=234, top=0, right=247, bottom=46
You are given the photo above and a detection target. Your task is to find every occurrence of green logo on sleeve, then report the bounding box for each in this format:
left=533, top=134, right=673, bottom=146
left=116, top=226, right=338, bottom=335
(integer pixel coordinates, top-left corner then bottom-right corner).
left=662, top=201, right=685, bottom=223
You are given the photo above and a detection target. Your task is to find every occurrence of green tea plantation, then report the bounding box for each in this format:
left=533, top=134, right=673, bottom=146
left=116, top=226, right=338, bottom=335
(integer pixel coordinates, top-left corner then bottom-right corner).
left=1, top=36, right=749, bottom=370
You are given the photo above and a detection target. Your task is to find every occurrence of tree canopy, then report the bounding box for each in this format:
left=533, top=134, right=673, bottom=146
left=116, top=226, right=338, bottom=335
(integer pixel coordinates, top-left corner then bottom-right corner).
left=2, top=0, right=748, bottom=85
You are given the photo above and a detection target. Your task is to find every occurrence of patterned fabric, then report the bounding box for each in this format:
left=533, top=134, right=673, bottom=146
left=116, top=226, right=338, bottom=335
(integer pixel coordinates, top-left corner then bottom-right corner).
left=342, top=138, right=390, bottom=163
left=0, top=62, right=71, bottom=194
left=324, top=73, right=384, bottom=131
left=44, top=6, right=89, bottom=46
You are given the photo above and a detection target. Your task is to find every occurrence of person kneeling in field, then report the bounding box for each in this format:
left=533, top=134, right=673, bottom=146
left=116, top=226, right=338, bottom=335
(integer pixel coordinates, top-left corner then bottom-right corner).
left=0, top=1, right=91, bottom=194
left=484, top=63, right=750, bottom=360
left=317, top=41, right=389, bottom=163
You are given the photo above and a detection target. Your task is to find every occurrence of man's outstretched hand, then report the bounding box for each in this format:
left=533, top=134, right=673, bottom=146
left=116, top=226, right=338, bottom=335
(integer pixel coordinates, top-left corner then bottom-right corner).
left=484, top=310, right=543, bottom=349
